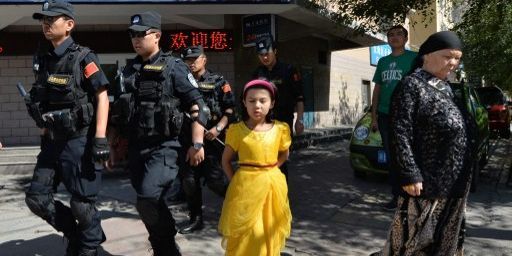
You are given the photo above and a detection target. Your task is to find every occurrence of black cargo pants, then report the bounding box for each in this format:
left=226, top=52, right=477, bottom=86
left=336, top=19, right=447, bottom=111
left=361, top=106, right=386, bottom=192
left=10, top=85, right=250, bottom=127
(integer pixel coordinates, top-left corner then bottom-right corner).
left=180, top=140, right=227, bottom=217
left=128, top=139, right=181, bottom=255
left=25, top=135, right=104, bottom=250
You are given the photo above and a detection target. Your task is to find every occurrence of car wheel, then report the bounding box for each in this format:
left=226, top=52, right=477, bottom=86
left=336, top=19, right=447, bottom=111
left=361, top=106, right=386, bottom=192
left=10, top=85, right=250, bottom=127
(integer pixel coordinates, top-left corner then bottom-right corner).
left=470, top=159, right=480, bottom=193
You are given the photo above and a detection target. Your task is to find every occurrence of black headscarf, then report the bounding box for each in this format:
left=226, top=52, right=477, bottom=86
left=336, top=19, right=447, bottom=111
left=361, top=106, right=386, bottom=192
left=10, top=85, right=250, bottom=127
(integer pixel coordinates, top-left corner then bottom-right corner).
left=410, top=31, right=463, bottom=72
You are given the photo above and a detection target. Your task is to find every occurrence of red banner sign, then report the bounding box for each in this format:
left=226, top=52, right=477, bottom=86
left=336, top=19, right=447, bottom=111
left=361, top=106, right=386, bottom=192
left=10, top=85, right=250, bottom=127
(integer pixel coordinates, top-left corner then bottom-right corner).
left=168, top=30, right=233, bottom=52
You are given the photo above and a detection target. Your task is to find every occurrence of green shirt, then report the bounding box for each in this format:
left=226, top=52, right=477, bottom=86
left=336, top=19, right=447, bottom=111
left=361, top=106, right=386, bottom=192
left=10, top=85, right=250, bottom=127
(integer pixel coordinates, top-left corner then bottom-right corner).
left=372, top=50, right=417, bottom=114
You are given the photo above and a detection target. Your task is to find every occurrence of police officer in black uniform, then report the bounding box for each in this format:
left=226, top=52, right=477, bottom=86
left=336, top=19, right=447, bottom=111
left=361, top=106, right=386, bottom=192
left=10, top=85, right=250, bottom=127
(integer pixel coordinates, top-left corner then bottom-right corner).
left=114, top=12, right=208, bottom=255
left=178, top=45, right=235, bottom=234
left=24, top=1, right=110, bottom=256
left=252, top=36, right=305, bottom=180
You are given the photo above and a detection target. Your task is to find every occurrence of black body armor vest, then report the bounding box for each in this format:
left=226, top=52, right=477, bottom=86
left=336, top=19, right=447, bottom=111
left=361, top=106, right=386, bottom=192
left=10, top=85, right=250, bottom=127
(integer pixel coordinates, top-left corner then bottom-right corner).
left=121, top=53, right=183, bottom=140
left=31, top=43, right=94, bottom=136
left=197, top=74, right=224, bottom=128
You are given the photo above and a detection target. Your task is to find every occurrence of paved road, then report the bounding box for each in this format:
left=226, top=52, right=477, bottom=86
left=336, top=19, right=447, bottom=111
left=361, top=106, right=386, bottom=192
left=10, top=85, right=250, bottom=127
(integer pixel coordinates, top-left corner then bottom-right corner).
left=0, top=139, right=511, bottom=256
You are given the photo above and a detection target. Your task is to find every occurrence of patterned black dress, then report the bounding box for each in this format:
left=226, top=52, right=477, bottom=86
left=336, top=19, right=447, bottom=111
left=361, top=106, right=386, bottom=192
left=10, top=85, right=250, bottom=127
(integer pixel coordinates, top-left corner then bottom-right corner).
left=380, top=68, right=474, bottom=256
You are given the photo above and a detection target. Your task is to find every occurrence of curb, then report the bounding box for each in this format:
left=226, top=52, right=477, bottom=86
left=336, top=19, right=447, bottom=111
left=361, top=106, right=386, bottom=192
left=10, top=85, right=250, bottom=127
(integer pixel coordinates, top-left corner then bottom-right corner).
left=0, top=127, right=354, bottom=176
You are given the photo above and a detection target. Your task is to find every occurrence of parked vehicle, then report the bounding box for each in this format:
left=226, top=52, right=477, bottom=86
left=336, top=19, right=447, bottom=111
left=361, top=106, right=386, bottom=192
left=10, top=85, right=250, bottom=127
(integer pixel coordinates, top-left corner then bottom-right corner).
left=349, top=82, right=489, bottom=191
left=475, top=86, right=511, bottom=139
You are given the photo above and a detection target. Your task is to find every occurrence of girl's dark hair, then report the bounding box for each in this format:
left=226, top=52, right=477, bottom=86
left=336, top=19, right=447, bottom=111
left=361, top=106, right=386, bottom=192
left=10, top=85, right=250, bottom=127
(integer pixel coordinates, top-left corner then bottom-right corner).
left=240, top=78, right=276, bottom=122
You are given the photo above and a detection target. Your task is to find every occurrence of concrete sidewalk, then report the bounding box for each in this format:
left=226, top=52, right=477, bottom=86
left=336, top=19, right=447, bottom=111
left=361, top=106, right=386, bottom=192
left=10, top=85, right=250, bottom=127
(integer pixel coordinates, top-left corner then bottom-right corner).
left=1, top=137, right=511, bottom=256
left=0, top=126, right=353, bottom=176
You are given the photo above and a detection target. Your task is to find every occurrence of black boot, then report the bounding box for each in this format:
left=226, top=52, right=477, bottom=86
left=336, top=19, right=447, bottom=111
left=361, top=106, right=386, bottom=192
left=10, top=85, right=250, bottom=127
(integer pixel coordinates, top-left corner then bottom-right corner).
left=150, top=239, right=181, bottom=256
left=65, top=236, right=79, bottom=256
left=77, top=248, right=98, bottom=256
left=179, top=214, right=203, bottom=234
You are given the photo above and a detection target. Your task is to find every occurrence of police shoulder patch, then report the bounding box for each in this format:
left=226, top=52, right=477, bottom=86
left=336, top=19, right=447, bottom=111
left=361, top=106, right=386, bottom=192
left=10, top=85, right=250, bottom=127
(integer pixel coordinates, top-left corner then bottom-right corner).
left=222, top=83, right=232, bottom=93
left=84, top=62, right=99, bottom=79
left=293, top=72, right=301, bottom=82
left=187, top=73, right=199, bottom=88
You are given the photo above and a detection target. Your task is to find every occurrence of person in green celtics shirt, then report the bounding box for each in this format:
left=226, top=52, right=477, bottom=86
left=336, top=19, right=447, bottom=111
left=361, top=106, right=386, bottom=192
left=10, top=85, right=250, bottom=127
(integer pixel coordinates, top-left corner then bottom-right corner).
left=371, top=25, right=417, bottom=210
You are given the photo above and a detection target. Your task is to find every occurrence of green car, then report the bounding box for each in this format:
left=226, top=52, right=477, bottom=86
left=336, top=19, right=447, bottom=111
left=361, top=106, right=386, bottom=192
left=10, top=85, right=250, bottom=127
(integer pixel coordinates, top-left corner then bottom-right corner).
left=349, top=82, right=489, bottom=191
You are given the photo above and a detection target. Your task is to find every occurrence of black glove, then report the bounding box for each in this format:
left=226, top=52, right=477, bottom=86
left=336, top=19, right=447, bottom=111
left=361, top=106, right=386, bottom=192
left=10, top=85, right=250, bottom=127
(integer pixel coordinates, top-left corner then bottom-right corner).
left=92, top=137, right=110, bottom=162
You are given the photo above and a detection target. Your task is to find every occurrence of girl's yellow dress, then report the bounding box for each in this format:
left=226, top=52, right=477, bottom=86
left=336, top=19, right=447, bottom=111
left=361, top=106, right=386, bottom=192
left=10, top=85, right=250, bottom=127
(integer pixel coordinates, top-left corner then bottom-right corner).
left=218, top=120, right=292, bottom=256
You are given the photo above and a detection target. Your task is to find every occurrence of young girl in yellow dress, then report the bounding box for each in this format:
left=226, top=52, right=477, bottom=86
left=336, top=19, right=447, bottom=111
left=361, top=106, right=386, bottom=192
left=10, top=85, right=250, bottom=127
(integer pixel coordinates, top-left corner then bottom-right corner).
left=218, top=79, right=292, bottom=256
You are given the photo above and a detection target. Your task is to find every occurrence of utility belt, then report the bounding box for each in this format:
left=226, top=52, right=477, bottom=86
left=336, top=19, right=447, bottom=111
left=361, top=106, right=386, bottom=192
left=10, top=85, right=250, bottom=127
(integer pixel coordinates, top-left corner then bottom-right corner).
left=135, top=95, right=183, bottom=139
left=41, top=103, right=94, bottom=139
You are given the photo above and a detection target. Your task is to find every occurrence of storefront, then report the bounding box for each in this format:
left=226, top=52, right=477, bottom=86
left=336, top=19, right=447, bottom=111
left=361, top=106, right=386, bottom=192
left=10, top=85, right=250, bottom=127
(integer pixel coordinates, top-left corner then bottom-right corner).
left=0, top=0, right=384, bottom=145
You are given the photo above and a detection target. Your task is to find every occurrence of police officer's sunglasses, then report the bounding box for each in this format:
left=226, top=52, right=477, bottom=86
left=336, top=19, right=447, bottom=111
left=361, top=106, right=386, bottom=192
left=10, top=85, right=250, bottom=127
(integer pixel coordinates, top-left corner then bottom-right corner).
left=129, top=30, right=156, bottom=38
left=39, top=15, right=68, bottom=25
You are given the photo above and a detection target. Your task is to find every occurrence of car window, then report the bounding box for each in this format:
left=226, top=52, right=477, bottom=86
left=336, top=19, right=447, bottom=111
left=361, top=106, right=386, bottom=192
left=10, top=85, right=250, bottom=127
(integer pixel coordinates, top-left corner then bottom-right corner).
left=476, top=87, right=506, bottom=105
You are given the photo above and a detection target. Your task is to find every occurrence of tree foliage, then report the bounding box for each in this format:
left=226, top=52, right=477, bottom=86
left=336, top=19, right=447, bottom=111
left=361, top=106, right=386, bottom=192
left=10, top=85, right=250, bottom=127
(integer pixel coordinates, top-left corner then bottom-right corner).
left=455, top=0, right=512, bottom=92
left=305, top=0, right=435, bottom=34
left=305, top=0, right=512, bottom=93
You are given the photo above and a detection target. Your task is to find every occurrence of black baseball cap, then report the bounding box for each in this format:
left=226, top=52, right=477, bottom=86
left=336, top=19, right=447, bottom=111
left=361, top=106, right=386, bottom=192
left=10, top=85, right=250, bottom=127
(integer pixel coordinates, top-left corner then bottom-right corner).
left=182, top=45, right=204, bottom=58
left=129, top=11, right=161, bottom=32
left=255, top=36, right=275, bottom=54
left=32, top=0, right=75, bottom=20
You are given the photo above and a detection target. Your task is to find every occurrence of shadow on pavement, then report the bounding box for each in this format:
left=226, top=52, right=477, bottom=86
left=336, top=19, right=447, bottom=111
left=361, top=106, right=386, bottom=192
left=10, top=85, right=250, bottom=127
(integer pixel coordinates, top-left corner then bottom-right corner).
left=467, top=227, right=512, bottom=241
left=283, top=143, right=392, bottom=255
left=0, top=234, right=120, bottom=256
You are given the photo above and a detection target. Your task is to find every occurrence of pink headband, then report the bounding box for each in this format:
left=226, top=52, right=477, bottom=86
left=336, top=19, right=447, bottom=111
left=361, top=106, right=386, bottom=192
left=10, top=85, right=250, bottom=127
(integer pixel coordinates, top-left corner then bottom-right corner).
left=243, top=79, right=275, bottom=97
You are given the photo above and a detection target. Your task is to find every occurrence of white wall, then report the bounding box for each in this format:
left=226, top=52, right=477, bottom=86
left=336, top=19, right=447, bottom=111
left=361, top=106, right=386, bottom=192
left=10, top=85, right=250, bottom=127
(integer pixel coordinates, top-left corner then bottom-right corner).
left=315, top=47, right=375, bottom=127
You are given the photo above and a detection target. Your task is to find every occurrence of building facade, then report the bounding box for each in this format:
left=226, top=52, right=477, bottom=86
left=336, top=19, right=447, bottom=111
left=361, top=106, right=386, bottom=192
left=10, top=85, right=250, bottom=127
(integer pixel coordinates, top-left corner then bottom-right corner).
left=0, top=0, right=384, bottom=146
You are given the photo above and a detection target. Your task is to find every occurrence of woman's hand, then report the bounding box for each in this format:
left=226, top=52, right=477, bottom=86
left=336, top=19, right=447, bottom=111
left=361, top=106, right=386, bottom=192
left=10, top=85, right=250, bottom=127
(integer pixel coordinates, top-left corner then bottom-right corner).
left=402, top=182, right=423, bottom=196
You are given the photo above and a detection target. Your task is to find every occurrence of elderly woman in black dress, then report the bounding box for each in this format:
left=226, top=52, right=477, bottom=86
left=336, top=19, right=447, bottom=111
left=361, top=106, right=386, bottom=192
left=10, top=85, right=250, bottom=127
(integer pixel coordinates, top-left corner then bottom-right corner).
left=380, top=31, right=477, bottom=256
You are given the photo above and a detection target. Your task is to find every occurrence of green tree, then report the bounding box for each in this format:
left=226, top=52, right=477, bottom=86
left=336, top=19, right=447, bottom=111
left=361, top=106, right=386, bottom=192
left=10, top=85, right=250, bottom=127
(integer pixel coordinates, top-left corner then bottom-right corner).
left=305, top=0, right=435, bottom=33
left=455, top=0, right=512, bottom=92
left=305, top=0, right=511, bottom=93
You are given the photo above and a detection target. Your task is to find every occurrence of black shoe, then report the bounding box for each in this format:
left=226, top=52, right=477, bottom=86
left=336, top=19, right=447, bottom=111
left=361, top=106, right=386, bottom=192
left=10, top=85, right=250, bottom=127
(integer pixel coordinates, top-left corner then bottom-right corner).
left=369, top=251, right=381, bottom=256
left=178, top=215, right=204, bottom=234
left=382, top=198, right=397, bottom=210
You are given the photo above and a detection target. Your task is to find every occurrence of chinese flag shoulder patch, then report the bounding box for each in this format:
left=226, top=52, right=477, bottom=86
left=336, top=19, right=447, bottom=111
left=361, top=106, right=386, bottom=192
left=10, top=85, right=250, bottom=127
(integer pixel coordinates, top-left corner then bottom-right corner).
left=293, top=72, right=301, bottom=82
left=222, top=83, right=232, bottom=93
left=84, top=62, right=99, bottom=79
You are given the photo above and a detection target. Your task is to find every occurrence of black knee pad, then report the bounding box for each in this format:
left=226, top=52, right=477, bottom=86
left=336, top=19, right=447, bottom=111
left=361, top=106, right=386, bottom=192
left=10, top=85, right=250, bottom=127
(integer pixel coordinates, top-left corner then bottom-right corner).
left=136, top=198, right=160, bottom=226
left=182, top=176, right=198, bottom=196
left=25, top=193, right=53, bottom=220
left=70, top=199, right=97, bottom=226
